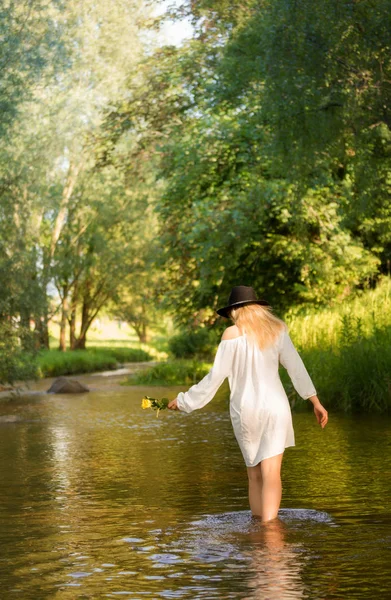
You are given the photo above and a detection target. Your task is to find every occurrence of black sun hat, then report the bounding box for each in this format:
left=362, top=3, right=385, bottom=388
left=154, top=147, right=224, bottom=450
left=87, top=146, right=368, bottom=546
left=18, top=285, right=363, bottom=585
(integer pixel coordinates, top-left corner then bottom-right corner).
left=216, top=286, right=270, bottom=318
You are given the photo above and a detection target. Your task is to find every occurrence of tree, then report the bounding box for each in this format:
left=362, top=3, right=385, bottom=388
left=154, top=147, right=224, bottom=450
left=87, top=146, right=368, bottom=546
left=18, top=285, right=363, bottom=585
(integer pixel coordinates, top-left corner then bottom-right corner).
left=0, top=0, right=155, bottom=361
left=101, top=3, right=382, bottom=324
left=53, top=162, right=152, bottom=349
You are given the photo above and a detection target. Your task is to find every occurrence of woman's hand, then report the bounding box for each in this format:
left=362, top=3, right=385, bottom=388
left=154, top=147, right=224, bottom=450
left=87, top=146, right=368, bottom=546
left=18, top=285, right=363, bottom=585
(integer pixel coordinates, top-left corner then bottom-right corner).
left=308, top=395, right=328, bottom=428
left=313, top=401, right=328, bottom=428
left=167, top=398, right=179, bottom=411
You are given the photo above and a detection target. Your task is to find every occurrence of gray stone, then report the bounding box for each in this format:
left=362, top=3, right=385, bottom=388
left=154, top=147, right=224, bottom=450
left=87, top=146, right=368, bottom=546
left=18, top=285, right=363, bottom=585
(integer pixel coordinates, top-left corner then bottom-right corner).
left=47, top=377, right=89, bottom=394
left=0, top=415, right=23, bottom=423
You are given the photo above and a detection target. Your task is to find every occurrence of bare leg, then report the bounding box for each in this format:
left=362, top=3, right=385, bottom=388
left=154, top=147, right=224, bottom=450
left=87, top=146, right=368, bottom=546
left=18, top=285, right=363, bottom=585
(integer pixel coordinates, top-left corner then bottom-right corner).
left=246, top=463, right=263, bottom=518
left=260, top=453, right=284, bottom=522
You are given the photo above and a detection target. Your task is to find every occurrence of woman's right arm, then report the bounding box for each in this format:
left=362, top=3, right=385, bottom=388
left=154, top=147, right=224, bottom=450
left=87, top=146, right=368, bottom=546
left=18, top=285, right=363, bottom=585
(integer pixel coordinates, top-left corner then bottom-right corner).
left=172, top=339, right=235, bottom=414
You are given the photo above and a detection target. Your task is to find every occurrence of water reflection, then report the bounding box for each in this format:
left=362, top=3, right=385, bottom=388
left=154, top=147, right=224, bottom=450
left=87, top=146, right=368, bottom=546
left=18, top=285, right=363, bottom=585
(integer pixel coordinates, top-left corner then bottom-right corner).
left=0, top=387, right=390, bottom=598
left=244, top=519, right=304, bottom=598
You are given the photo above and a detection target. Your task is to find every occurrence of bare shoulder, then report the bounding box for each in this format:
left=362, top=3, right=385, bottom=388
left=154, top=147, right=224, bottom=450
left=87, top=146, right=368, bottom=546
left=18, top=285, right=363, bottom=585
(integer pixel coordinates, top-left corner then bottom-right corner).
left=221, top=325, right=241, bottom=341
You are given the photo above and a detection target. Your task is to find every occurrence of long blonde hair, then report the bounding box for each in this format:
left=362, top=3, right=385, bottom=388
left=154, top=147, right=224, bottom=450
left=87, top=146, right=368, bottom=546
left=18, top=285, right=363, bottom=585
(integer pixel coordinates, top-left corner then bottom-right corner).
left=230, top=303, right=286, bottom=350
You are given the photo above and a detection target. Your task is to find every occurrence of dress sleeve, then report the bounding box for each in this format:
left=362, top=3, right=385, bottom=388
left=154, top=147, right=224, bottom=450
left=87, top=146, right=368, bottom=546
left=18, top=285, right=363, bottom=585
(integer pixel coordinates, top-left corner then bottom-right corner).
left=176, top=340, right=235, bottom=414
left=278, top=328, right=317, bottom=400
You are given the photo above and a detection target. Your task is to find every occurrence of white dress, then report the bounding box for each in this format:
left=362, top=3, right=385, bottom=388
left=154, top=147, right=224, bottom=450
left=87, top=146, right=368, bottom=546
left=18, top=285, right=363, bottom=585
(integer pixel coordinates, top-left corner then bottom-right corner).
left=176, top=327, right=317, bottom=467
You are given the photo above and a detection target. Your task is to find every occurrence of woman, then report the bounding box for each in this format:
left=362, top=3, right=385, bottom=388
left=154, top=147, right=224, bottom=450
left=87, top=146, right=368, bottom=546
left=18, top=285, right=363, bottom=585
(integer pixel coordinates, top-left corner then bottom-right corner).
left=167, top=285, right=328, bottom=522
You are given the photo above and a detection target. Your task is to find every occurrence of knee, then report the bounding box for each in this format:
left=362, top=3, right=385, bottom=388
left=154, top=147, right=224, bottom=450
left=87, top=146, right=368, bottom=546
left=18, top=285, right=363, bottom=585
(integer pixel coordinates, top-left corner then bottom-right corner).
left=261, top=467, right=281, bottom=484
left=247, top=466, right=262, bottom=483
left=260, top=454, right=283, bottom=482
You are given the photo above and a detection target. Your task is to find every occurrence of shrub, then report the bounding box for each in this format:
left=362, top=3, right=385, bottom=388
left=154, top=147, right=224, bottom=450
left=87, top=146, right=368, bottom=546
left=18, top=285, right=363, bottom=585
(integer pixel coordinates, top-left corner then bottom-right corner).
left=38, top=350, right=117, bottom=377
left=168, top=328, right=219, bottom=359
left=0, top=322, right=38, bottom=384
left=87, top=346, right=152, bottom=363
left=282, top=317, right=391, bottom=413
left=128, top=359, right=211, bottom=386
left=38, top=346, right=153, bottom=378
left=327, top=319, right=391, bottom=413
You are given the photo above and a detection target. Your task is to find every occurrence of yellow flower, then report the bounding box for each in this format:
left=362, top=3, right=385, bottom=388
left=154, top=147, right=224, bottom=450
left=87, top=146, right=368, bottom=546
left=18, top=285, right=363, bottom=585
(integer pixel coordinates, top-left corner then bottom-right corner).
left=141, top=397, right=152, bottom=409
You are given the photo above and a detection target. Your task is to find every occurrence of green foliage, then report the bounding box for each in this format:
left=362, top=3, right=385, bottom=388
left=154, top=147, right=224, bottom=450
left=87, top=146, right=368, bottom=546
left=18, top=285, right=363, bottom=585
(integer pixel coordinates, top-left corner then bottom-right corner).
left=0, top=0, right=68, bottom=135
left=168, top=328, right=220, bottom=359
left=0, top=0, right=159, bottom=357
left=103, top=0, right=386, bottom=324
left=38, top=346, right=152, bottom=378
left=128, top=360, right=211, bottom=386
left=286, top=275, right=391, bottom=349
left=0, top=323, right=38, bottom=384
left=288, top=322, right=391, bottom=414
left=333, top=325, right=391, bottom=413
left=38, top=350, right=117, bottom=378
left=281, top=278, right=391, bottom=413
left=87, top=346, right=152, bottom=363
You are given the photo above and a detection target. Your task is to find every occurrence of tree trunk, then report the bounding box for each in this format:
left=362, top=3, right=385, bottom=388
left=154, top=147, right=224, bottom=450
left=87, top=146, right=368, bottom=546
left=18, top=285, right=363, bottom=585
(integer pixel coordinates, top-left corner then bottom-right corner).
left=69, top=307, right=76, bottom=350
left=139, top=322, right=148, bottom=344
left=59, top=296, right=68, bottom=351
left=70, top=297, right=91, bottom=350
left=19, top=309, right=31, bottom=351
left=36, top=316, right=50, bottom=349
left=68, top=281, right=79, bottom=350
left=73, top=335, right=87, bottom=350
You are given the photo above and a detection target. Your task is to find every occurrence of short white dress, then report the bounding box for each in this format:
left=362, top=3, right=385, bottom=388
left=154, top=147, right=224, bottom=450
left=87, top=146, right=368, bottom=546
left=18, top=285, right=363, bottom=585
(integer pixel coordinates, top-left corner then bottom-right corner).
left=176, top=326, right=317, bottom=467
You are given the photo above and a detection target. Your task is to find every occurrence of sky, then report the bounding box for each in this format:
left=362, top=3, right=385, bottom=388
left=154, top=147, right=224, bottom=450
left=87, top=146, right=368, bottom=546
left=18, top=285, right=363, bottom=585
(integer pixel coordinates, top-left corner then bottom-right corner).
left=154, top=0, right=194, bottom=47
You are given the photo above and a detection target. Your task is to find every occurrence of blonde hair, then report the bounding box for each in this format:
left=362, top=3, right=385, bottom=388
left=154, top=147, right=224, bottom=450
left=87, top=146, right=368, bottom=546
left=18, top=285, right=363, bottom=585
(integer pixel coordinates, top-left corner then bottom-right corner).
left=230, top=304, right=286, bottom=350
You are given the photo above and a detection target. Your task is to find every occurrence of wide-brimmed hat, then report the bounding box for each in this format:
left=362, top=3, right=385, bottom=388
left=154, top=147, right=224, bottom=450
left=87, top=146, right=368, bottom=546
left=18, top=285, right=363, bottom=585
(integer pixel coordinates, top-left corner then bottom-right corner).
left=216, top=286, right=270, bottom=318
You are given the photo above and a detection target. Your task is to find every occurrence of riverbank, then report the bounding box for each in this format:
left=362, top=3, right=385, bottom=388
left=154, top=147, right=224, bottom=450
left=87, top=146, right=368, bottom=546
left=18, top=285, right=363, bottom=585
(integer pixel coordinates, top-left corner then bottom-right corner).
left=0, top=360, right=160, bottom=401
left=37, top=346, right=152, bottom=378
left=125, top=359, right=211, bottom=386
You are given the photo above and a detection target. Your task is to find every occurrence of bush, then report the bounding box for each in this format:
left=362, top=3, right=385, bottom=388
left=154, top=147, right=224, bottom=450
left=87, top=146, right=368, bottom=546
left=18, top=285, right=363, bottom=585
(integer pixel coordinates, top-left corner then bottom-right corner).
left=282, top=316, right=391, bottom=413
left=324, top=318, right=391, bottom=413
left=0, top=322, right=38, bottom=384
left=168, top=328, right=219, bottom=359
left=87, top=346, right=152, bottom=363
left=127, top=359, right=211, bottom=386
left=38, top=349, right=118, bottom=377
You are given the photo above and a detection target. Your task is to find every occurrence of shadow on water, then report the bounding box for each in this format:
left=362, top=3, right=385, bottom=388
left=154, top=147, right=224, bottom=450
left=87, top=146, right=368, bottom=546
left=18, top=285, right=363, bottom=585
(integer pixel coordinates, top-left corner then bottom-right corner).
left=0, top=380, right=390, bottom=598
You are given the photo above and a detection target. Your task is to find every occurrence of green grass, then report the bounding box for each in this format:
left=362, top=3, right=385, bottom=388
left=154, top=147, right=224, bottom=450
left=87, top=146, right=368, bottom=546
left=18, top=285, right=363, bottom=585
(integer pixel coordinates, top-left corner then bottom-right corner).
left=86, top=346, right=152, bottom=363
left=293, top=319, right=391, bottom=414
left=38, top=346, right=152, bottom=378
left=282, top=277, right=391, bottom=413
left=125, top=359, right=211, bottom=386
left=286, top=275, right=391, bottom=349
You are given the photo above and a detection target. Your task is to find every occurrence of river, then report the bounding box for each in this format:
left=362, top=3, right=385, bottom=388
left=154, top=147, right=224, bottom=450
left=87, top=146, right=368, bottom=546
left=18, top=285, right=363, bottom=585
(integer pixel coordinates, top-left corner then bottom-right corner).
left=0, top=370, right=390, bottom=598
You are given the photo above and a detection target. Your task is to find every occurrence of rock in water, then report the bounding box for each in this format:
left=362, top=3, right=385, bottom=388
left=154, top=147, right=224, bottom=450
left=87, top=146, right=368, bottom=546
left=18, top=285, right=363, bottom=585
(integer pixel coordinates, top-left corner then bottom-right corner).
left=0, top=415, right=23, bottom=423
left=47, top=377, right=89, bottom=394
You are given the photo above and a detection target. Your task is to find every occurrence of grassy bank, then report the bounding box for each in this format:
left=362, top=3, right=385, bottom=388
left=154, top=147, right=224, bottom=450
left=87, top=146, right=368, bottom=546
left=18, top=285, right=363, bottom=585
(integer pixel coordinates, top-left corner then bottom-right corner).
left=285, top=277, right=391, bottom=412
left=38, top=347, right=152, bottom=378
left=286, top=276, right=391, bottom=348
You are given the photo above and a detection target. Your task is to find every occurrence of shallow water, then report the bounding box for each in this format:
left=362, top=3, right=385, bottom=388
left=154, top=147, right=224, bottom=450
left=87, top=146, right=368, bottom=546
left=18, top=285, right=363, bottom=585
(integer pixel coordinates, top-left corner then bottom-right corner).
left=0, top=377, right=390, bottom=598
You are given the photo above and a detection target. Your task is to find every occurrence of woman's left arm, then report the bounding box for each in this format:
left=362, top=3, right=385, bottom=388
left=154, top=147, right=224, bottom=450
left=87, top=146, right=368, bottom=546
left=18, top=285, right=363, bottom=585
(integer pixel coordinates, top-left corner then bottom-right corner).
left=278, top=329, right=328, bottom=428
left=168, top=340, right=235, bottom=413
